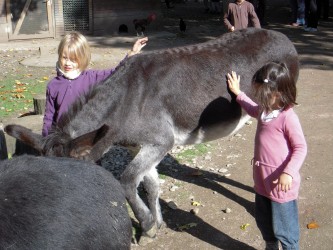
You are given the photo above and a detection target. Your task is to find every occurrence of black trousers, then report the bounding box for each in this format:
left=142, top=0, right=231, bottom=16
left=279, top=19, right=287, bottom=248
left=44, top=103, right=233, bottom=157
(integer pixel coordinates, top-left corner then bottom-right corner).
left=305, top=0, right=318, bottom=28
left=317, top=0, right=329, bottom=19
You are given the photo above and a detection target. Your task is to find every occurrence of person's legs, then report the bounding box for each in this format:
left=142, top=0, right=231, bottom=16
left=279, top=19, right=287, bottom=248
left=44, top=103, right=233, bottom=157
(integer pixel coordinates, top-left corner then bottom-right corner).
left=317, top=0, right=329, bottom=19
left=304, top=0, right=318, bottom=30
left=255, top=194, right=279, bottom=249
left=323, top=0, right=329, bottom=19
left=271, top=200, right=300, bottom=250
left=289, top=0, right=298, bottom=24
left=296, top=0, right=305, bottom=25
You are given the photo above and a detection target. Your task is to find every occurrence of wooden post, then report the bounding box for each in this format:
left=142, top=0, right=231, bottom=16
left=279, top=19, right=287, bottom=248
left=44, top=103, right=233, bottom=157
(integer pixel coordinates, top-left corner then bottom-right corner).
left=0, top=123, right=8, bottom=160
left=33, top=94, right=46, bottom=115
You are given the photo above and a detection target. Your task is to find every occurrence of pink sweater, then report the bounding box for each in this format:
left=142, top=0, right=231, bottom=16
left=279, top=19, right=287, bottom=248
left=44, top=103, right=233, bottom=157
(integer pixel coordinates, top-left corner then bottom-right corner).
left=237, top=92, right=307, bottom=203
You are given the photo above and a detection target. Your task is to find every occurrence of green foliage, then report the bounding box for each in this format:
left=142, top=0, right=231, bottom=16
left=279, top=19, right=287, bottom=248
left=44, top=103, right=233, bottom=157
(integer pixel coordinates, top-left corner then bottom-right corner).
left=175, top=143, right=210, bottom=163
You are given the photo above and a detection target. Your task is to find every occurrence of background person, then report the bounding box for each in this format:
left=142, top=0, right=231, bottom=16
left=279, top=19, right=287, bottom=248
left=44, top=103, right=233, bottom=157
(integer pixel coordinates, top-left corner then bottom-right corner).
left=224, top=0, right=261, bottom=32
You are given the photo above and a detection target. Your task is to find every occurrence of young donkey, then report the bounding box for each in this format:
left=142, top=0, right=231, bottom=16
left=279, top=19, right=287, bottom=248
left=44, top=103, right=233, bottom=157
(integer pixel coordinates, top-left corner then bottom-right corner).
left=0, top=155, right=132, bottom=249
left=5, top=28, right=299, bottom=238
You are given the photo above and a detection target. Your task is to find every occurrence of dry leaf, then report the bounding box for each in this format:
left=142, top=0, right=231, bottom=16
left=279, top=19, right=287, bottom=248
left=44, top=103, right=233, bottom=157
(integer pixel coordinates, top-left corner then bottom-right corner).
left=307, top=222, right=319, bottom=229
left=191, top=201, right=201, bottom=206
left=240, top=223, right=250, bottom=230
left=12, top=93, right=25, bottom=99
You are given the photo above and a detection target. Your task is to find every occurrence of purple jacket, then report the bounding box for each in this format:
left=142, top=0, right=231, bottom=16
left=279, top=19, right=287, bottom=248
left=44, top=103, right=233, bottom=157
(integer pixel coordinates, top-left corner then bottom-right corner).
left=42, top=57, right=126, bottom=136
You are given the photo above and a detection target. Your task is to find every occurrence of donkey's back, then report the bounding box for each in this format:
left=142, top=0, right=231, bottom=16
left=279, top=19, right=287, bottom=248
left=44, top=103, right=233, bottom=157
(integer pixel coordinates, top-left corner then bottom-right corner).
left=65, top=28, right=298, bottom=148
left=0, top=155, right=132, bottom=250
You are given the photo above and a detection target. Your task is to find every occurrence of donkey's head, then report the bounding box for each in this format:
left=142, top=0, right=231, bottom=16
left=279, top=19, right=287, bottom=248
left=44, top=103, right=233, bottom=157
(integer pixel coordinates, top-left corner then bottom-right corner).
left=4, top=124, right=109, bottom=160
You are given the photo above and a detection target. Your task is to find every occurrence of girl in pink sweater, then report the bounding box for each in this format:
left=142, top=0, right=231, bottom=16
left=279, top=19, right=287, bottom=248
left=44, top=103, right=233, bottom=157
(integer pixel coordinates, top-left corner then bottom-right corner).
left=227, top=62, right=307, bottom=250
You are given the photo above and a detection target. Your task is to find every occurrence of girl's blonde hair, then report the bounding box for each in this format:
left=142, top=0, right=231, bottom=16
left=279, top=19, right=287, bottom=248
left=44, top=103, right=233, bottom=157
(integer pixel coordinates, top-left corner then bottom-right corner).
left=58, top=32, right=91, bottom=71
left=252, top=62, right=297, bottom=113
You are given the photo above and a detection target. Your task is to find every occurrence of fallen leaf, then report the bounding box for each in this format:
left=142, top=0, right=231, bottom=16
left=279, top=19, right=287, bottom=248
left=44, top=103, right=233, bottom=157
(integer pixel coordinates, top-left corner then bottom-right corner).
left=307, top=222, right=319, bottom=229
left=240, top=223, right=250, bottom=230
left=12, top=87, right=26, bottom=93
left=12, top=93, right=25, bottom=99
left=191, top=201, right=201, bottom=206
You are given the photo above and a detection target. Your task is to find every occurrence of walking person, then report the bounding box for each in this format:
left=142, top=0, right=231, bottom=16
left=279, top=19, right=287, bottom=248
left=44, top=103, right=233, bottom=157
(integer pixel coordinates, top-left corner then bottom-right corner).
left=42, top=32, right=148, bottom=136
left=304, top=0, right=318, bottom=31
left=224, top=0, right=261, bottom=32
left=317, top=0, right=329, bottom=20
left=226, top=62, right=307, bottom=250
left=290, top=0, right=306, bottom=26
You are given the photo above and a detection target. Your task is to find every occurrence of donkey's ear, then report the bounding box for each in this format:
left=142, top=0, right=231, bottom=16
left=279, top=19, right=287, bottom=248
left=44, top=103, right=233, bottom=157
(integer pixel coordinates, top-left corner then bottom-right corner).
left=4, top=124, right=44, bottom=153
left=69, top=125, right=109, bottom=159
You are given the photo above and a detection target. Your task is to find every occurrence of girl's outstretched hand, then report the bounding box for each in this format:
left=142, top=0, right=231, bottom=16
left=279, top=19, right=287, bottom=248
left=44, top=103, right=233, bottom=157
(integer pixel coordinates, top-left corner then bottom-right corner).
left=128, top=37, right=148, bottom=56
left=227, top=71, right=241, bottom=96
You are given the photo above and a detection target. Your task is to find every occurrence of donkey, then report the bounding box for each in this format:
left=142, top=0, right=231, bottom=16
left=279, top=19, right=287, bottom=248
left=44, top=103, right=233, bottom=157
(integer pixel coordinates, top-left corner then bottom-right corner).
left=0, top=155, right=132, bottom=249
left=5, top=28, right=299, bottom=239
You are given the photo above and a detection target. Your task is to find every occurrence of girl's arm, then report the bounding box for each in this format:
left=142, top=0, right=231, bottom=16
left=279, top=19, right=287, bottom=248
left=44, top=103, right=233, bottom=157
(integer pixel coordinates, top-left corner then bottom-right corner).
left=227, top=71, right=259, bottom=118
left=249, top=5, right=261, bottom=28
left=282, top=111, right=308, bottom=179
left=275, top=111, right=307, bottom=192
left=223, top=6, right=234, bottom=31
left=91, top=37, right=149, bottom=83
left=127, top=37, right=148, bottom=57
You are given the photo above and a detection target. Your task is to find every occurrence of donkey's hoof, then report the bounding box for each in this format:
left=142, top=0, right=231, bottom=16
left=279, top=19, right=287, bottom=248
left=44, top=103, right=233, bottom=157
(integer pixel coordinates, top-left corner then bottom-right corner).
left=138, top=234, right=155, bottom=246
left=143, top=224, right=157, bottom=238
left=138, top=224, right=157, bottom=246
left=158, top=220, right=166, bottom=229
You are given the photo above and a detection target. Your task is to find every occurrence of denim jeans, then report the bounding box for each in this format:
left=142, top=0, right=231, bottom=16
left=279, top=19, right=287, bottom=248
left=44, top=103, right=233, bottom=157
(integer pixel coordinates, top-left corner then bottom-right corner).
left=255, top=193, right=300, bottom=250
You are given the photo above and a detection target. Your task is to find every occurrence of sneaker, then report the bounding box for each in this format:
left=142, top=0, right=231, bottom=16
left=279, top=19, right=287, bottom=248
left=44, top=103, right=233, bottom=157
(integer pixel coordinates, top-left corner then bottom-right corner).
left=304, top=27, right=318, bottom=32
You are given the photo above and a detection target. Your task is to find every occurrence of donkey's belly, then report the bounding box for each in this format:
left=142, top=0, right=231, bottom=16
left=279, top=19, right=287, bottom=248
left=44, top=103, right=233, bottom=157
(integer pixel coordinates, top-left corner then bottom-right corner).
left=173, top=114, right=251, bottom=145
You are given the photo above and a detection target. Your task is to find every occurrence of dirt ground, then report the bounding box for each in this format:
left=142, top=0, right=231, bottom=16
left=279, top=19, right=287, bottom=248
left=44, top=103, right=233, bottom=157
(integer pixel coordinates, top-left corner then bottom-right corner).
left=1, top=0, right=333, bottom=249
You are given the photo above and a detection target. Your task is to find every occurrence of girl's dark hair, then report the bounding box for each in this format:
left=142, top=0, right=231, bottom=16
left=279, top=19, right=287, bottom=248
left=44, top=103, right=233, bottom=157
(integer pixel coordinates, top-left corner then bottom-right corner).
left=252, top=62, right=297, bottom=112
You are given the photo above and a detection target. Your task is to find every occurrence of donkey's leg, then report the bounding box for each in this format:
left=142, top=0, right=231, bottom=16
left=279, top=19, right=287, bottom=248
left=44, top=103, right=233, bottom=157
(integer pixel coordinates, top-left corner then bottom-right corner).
left=120, top=143, right=171, bottom=236
left=142, top=167, right=163, bottom=229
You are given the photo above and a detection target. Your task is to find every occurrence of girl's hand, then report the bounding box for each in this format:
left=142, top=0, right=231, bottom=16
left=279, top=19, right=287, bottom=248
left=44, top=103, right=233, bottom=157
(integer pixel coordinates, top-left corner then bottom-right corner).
left=274, top=172, right=293, bottom=192
left=128, top=37, right=148, bottom=56
left=227, top=71, right=241, bottom=96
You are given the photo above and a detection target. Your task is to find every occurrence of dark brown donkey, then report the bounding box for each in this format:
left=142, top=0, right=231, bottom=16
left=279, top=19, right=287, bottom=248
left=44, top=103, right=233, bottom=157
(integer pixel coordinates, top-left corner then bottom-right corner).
left=5, top=28, right=299, bottom=240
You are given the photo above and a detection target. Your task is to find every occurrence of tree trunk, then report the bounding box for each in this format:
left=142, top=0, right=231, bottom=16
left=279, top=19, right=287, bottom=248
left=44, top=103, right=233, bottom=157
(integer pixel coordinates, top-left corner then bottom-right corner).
left=0, top=124, right=8, bottom=160
left=33, top=94, right=46, bottom=115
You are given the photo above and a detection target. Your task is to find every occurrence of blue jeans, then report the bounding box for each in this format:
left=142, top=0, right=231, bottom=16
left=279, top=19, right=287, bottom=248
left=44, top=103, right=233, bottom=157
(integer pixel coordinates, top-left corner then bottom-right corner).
left=255, top=193, right=300, bottom=250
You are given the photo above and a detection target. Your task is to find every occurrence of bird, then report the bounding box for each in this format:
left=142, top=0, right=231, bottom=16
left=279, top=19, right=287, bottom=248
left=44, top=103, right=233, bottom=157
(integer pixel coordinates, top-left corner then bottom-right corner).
left=133, top=13, right=156, bottom=36
left=118, top=24, right=128, bottom=34
left=179, top=18, right=186, bottom=33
